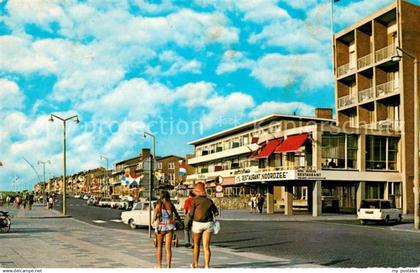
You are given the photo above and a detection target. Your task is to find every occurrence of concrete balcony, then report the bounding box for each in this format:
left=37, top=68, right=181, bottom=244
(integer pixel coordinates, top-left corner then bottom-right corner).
left=375, top=44, right=395, bottom=63
left=338, top=94, right=357, bottom=109
left=187, top=166, right=259, bottom=180
left=357, top=53, right=373, bottom=69
left=358, top=87, right=374, bottom=103
left=337, top=62, right=356, bottom=78
left=376, top=80, right=399, bottom=98
left=188, top=143, right=260, bottom=165
left=377, top=120, right=402, bottom=131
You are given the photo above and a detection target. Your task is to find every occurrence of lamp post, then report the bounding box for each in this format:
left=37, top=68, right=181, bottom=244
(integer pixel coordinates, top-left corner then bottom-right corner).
left=392, top=46, right=419, bottom=229
left=37, top=160, right=51, bottom=206
left=49, top=114, right=80, bottom=216
left=144, top=131, right=156, bottom=238
left=100, top=155, right=109, bottom=197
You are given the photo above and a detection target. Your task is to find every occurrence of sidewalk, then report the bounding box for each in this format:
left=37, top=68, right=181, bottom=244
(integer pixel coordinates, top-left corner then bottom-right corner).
left=0, top=206, right=321, bottom=268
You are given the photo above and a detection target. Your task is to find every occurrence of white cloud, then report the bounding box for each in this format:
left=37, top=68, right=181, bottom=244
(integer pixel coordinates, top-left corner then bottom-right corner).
left=132, top=0, right=175, bottom=14
left=146, top=50, right=202, bottom=77
left=334, top=0, right=394, bottom=28
left=249, top=101, right=315, bottom=118
left=216, top=50, right=255, bottom=75
left=194, top=0, right=290, bottom=23
left=0, top=35, right=57, bottom=74
left=281, top=0, right=320, bottom=10
left=173, top=82, right=215, bottom=109
left=251, top=53, right=332, bottom=90
left=0, top=79, right=25, bottom=110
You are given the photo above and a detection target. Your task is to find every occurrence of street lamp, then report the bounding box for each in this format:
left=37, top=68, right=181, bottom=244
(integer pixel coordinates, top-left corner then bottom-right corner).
left=37, top=160, right=51, bottom=206
left=144, top=131, right=156, bottom=238
left=49, top=114, right=80, bottom=216
left=392, top=46, right=419, bottom=229
left=100, top=155, right=109, bottom=196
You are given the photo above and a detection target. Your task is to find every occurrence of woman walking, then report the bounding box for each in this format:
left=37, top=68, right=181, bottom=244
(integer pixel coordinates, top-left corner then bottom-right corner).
left=190, top=182, right=219, bottom=268
left=152, top=191, right=178, bottom=268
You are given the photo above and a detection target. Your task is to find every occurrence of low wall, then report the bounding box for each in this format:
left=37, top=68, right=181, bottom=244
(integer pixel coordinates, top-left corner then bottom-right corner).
left=179, top=196, right=249, bottom=210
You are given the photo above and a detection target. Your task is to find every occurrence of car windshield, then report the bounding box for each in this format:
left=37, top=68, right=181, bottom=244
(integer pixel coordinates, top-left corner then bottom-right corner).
left=361, top=200, right=380, bottom=209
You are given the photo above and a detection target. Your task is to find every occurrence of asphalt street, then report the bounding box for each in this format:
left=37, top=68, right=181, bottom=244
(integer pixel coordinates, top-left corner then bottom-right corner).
left=55, top=197, right=420, bottom=268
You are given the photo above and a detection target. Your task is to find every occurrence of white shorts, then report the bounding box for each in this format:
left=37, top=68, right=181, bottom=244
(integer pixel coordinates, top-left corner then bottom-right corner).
left=192, top=221, right=213, bottom=234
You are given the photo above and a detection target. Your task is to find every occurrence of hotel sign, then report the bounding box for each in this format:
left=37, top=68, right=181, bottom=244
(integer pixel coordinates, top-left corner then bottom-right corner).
left=235, top=169, right=325, bottom=184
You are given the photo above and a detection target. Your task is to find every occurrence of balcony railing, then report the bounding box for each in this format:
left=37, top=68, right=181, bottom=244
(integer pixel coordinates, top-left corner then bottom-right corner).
left=376, top=80, right=399, bottom=98
left=338, top=94, right=357, bottom=109
left=357, top=53, right=373, bottom=69
left=377, top=120, right=402, bottom=131
left=375, top=44, right=395, bottom=63
left=257, top=166, right=315, bottom=173
left=358, top=87, right=374, bottom=103
left=337, top=62, right=357, bottom=78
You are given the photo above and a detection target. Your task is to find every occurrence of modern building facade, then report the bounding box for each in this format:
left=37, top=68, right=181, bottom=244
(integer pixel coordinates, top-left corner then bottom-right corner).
left=334, top=0, right=420, bottom=214
left=186, top=0, right=419, bottom=216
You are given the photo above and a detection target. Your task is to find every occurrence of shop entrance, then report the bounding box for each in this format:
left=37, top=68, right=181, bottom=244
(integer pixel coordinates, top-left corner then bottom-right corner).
left=321, top=181, right=357, bottom=213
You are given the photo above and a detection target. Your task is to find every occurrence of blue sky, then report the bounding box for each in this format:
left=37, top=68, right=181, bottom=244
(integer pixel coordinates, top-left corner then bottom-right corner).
left=0, top=0, right=417, bottom=191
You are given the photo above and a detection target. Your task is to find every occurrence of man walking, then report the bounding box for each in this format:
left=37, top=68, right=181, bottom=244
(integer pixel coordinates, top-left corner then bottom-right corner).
left=182, top=190, right=195, bottom=248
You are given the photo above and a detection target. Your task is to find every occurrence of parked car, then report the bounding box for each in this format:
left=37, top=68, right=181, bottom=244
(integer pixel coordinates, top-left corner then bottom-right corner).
left=74, top=194, right=81, bottom=199
left=110, top=199, right=123, bottom=209
left=98, top=197, right=112, bottom=207
left=121, top=201, right=156, bottom=229
left=358, top=199, right=402, bottom=225
left=87, top=196, right=98, bottom=206
left=83, top=195, right=89, bottom=200
left=121, top=200, right=183, bottom=229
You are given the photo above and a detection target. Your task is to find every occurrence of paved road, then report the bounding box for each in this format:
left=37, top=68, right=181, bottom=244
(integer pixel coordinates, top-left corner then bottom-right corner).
left=55, top=197, right=420, bottom=268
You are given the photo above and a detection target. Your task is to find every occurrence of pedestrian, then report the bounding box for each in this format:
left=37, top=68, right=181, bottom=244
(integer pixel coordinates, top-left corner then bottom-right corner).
left=257, top=194, right=265, bottom=214
left=48, top=195, right=54, bottom=209
left=182, top=190, right=196, bottom=248
left=152, top=190, right=179, bottom=268
left=28, top=193, right=34, bottom=210
left=6, top=196, right=10, bottom=207
left=14, top=195, right=21, bottom=209
left=190, top=182, right=219, bottom=268
left=250, top=194, right=257, bottom=213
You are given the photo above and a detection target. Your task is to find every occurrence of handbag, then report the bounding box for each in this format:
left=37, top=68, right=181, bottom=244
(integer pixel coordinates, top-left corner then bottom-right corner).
left=213, top=220, right=220, bottom=235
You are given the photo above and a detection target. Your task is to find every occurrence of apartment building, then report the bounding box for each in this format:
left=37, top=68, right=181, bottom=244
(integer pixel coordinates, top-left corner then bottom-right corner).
left=334, top=0, right=420, bottom=213
left=187, top=109, right=404, bottom=216
left=156, top=155, right=185, bottom=186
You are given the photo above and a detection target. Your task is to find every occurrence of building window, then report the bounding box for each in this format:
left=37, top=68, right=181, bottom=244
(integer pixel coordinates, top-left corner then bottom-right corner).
left=321, top=133, right=358, bottom=169
left=158, top=162, right=163, bottom=169
left=366, top=136, right=399, bottom=171
left=168, top=162, right=175, bottom=169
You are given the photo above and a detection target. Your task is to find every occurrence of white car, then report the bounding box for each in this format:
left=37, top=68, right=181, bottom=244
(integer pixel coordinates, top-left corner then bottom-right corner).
left=358, top=199, right=402, bottom=224
left=74, top=194, right=81, bottom=199
left=83, top=195, right=89, bottom=200
left=121, top=201, right=156, bottom=229
left=121, top=200, right=184, bottom=229
left=98, top=197, right=112, bottom=207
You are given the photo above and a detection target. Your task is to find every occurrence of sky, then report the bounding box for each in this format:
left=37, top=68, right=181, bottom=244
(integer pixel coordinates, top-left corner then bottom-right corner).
left=0, top=0, right=418, bottom=191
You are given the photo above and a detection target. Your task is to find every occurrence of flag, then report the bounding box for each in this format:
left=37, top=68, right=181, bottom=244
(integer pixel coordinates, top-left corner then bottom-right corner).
left=179, top=162, right=187, bottom=177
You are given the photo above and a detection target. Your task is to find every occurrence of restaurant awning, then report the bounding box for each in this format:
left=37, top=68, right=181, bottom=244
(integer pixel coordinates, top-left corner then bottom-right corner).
left=256, top=138, right=283, bottom=158
left=275, top=133, right=309, bottom=153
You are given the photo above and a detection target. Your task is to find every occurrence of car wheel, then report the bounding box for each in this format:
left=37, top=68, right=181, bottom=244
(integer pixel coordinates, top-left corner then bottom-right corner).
left=129, top=219, right=137, bottom=229
left=397, top=215, right=402, bottom=224
left=360, top=220, right=366, bottom=225
left=384, top=215, right=390, bottom=225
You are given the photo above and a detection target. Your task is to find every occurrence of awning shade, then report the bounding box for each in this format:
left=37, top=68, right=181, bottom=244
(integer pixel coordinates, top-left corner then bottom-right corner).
left=256, top=138, right=283, bottom=158
left=275, top=133, right=309, bottom=153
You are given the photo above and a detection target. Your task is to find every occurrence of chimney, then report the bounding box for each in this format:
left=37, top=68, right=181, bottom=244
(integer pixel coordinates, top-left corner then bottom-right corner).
left=141, top=148, right=151, bottom=159
left=315, top=108, right=333, bottom=119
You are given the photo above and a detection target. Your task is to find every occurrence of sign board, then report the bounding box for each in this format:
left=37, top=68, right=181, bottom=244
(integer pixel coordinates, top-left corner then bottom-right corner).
left=216, top=192, right=224, bottom=198
left=217, top=176, right=224, bottom=184
left=235, top=169, right=325, bottom=184
left=215, top=184, right=223, bottom=193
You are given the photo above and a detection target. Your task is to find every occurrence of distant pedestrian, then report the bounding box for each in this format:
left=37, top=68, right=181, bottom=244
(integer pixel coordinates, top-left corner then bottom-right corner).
left=152, top=190, right=179, bottom=268
left=28, top=194, right=34, bottom=210
left=48, top=196, right=54, bottom=209
left=182, top=190, right=196, bottom=248
left=190, top=182, right=219, bottom=268
left=257, top=194, right=265, bottom=214
left=6, top=196, right=10, bottom=207
left=249, top=194, right=257, bottom=213
left=14, top=196, right=21, bottom=209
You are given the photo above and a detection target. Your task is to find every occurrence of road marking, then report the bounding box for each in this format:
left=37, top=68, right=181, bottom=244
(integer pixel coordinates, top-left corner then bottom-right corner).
left=92, top=220, right=107, bottom=224
left=110, top=219, right=123, bottom=223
